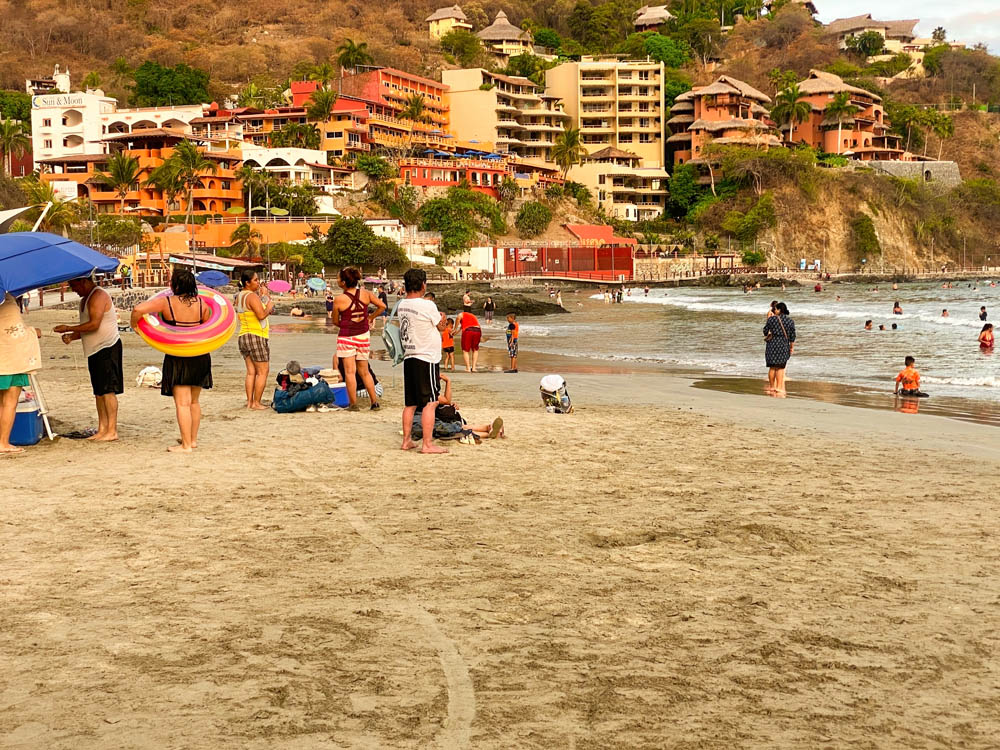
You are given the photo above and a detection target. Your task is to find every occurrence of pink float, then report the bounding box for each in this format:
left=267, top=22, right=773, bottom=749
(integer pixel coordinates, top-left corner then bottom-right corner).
left=135, top=287, right=236, bottom=356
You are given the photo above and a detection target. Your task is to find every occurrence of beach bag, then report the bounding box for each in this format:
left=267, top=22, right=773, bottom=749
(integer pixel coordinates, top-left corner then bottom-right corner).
left=381, top=300, right=404, bottom=367
left=540, top=374, right=573, bottom=414
left=135, top=366, right=162, bottom=388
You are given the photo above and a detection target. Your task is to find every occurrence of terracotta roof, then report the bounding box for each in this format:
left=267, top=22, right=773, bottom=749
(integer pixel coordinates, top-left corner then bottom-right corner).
left=477, top=11, right=531, bottom=41
left=101, top=127, right=193, bottom=142
left=190, top=116, right=239, bottom=124
left=304, top=161, right=335, bottom=170
left=797, top=69, right=883, bottom=102
left=425, top=4, right=467, bottom=22
left=694, top=76, right=771, bottom=104
left=564, top=223, right=637, bottom=246
left=585, top=146, right=640, bottom=161
left=37, top=154, right=109, bottom=164
left=689, top=118, right=771, bottom=133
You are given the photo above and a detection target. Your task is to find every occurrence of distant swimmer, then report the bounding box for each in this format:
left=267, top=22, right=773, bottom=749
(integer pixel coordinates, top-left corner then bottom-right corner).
left=892, top=283, right=898, bottom=290
left=864, top=320, right=873, bottom=330
left=643, top=286, right=650, bottom=297
left=814, top=283, right=822, bottom=292
left=980, top=323, right=995, bottom=350
left=891, top=323, right=898, bottom=330
left=894, top=355, right=929, bottom=398
left=942, top=309, right=949, bottom=317
left=892, top=301, right=903, bottom=315
left=835, top=295, right=842, bottom=302
left=879, top=324, right=887, bottom=331
left=980, top=306, right=988, bottom=321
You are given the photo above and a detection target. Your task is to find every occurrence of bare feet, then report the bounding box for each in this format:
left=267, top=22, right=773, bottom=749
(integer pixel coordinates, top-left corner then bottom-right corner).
left=0, top=444, right=24, bottom=454
left=401, top=440, right=417, bottom=451
left=167, top=444, right=193, bottom=453
left=92, top=433, right=118, bottom=442
left=420, top=444, right=448, bottom=454
left=248, top=404, right=269, bottom=411
left=175, top=439, right=198, bottom=448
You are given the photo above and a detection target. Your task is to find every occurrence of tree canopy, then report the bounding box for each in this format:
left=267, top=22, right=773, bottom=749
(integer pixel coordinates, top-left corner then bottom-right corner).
left=131, top=61, right=210, bottom=107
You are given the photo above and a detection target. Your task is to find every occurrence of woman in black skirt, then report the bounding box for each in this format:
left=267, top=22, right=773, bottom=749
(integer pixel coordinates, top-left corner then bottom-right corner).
left=763, top=301, right=796, bottom=395
left=131, top=269, right=212, bottom=452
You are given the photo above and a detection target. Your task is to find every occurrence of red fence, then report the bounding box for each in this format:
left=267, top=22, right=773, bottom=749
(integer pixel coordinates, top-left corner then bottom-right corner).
left=503, top=245, right=634, bottom=281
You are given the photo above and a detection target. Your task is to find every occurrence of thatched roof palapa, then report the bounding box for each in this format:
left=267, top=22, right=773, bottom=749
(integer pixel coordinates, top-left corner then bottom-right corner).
left=694, top=76, right=772, bottom=104
left=426, top=5, right=467, bottom=22
left=477, top=11, right=532, bottom=42
left=797, top=69, right=882, bottom=102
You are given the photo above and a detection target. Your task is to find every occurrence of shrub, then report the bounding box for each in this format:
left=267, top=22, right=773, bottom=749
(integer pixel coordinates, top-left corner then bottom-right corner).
left=515, top=201, right=553, bottom=238
left=356, top=154, right=395, bottom=182
left=850, top=212, right=881, bottom=259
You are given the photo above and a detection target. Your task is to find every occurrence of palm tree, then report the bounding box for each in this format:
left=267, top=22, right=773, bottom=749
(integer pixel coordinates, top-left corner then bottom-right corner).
left=144, top=160, right=185, bottom=227
left=167, top=139, right=219, bottom=226
left=306, top=89, right=338, bottom=123
left=823, top=91, right=860, bottom=154
left=237, top=82, right=264, bottom=108
left=551, top=127, right=586, bottom=179
left=336, top=39, right=374, bottom=75
left=309, top=62, right=337, bottom=89
left=92, top=151, right=141, bottom=214
left=228, top=222, right=263, bottom=257
left=0, top=119, right=30, bottom=176
left=400, top=94, right=435, bottom=147
left=770, top=83, right=811, bottom=144
left=934, top=114, right=954, bottom=160
left=20, top=177, right=79, bottom=235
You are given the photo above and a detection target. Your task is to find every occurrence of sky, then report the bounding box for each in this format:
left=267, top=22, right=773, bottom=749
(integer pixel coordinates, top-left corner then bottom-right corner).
left=815, top=0, right=1000, bottom=54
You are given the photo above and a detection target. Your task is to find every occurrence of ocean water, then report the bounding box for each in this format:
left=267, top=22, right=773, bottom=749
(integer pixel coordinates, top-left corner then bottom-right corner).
left=509, top=281, right=1000, bottom=403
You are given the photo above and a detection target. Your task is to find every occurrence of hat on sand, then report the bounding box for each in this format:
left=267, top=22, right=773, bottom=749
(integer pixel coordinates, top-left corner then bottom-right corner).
left=286, top=360, right=301, bottom=375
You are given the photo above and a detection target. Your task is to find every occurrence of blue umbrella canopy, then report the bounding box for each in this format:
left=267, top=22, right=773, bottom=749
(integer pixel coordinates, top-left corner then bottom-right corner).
left=0, top=232, right=119, bottom=298
left=196, top=270, right=231, bottom=288
left=306, top=277, right=327, bottom=291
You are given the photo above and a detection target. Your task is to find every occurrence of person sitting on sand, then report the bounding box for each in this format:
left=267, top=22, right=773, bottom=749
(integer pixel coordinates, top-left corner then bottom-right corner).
left=894, top=356, right=927, bottom=397
left=410, top=371, right=504, bottom=443
left=979, top=323, right=995, bottom=350
left=892, top=301, right=903, bottom=315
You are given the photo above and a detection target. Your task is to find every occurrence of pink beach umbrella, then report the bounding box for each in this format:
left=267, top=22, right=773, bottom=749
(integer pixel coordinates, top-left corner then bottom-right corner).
left=267, top=279, right=292, bottom=293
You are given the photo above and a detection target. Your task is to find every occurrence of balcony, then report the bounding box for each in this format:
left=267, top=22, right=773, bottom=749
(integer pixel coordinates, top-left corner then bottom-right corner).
left=581, top=105, right=611, bottom=114
left=581, top=89, right=614, bottom=99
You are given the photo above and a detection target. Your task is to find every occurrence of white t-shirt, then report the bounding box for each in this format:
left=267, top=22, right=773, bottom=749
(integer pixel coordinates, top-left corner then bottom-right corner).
left=398, top=297, right=442, bottom=363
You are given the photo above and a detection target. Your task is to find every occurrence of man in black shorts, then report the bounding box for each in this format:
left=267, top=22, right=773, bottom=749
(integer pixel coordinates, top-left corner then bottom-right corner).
left=397, top=268, right=448, bottom=454
left=54, top=278, right=124, bottom=441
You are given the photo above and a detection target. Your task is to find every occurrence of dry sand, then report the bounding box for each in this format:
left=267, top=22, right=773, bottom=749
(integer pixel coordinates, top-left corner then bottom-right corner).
left=2, top=311, right=999, bottom=749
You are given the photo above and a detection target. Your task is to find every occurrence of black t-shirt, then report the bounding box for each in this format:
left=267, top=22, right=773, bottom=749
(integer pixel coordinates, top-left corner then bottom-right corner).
left=484, top=300, right=495, bottom=311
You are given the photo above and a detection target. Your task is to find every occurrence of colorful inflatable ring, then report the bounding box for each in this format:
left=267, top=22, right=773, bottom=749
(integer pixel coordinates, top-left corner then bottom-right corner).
left=135, top=286, right=237, bottom=357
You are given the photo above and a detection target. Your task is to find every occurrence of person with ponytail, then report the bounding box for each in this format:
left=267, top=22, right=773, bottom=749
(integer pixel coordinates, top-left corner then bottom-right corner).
left=235, top=271, right=274, bottom=410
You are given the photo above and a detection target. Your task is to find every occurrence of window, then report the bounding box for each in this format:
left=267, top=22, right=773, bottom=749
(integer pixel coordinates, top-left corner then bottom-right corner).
left=639, top=133, right=653, bottom=143
left=598, top=175, right=605, bottom=184
left=42, top=118, right=52, bottom=127
left=327, top=131, right=343, bottom=139
left=44, top=139, right=53, bottom=148
left=619, top=134, right=633, bottom=143
left=222, top=181, right=231, bottom=190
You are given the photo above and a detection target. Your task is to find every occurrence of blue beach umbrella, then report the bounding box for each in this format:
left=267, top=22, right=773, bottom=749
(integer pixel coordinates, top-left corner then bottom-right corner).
left=196, top=270, right=231, bottom=288
left=0, top=232, right=119, bottom=298
left=306, top=277, right=327, bottom=291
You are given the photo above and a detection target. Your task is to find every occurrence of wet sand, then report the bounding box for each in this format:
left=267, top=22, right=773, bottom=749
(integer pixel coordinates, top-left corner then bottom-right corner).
left=1, top=311, right=999, bottom=748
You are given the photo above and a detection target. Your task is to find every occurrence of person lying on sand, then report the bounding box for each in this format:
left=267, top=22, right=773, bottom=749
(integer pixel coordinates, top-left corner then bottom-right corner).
left=409, top=372, right=505, bottom=444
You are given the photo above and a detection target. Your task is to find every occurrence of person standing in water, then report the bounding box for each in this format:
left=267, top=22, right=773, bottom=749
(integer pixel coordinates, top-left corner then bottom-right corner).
left=892, top=301, right=903, bottom=315
left=763, top=302, right=796, bottom=395
left=979, top=323, right=995, bottom=350
left=483, top=296, right=496, bottom=324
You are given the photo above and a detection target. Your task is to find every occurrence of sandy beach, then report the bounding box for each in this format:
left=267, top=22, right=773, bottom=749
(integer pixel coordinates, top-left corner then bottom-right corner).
left=2, top=309, right=999, bottom=748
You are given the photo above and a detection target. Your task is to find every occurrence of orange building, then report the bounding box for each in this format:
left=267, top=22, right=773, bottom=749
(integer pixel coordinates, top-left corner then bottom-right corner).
left=338, top=67, right=450, bottom=149
left=666, top=76, right=779, bottom=166
left=792, top=70, right=904, bottom=160
left=38, top=129, right=244, bottom=217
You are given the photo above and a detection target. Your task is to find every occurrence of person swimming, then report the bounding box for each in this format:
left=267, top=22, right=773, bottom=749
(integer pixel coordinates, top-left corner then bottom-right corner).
left=892, top=301, right=903, bottom=315
left=941, top=309, right=949, bottom=317
left=864, top=320, right=873, bottom=330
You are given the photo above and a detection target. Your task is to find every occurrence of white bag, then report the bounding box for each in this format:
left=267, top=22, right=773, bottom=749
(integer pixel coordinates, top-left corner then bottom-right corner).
left=136, top=366, right=162, bottom=388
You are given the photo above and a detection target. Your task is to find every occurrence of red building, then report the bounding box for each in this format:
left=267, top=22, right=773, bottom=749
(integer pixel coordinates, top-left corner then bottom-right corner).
left=338, top=67, right=449, bottom=130
left=399, top=157, right=507, bottom=199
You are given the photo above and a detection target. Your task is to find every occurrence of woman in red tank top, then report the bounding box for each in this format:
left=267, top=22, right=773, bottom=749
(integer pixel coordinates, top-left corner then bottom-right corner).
left=333, top=267, right=386, bottom=409
left=455, top=307, right=482, bottom=372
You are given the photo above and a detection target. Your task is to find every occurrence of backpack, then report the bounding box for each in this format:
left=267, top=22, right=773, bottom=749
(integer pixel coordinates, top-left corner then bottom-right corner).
left=381, top=299, right=404, bottom=367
